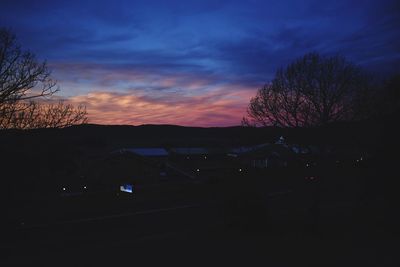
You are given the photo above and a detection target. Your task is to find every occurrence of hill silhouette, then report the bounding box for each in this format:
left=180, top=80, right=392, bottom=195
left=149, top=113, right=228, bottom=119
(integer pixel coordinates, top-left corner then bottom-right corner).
left=0, top=115, right=393, bottom=150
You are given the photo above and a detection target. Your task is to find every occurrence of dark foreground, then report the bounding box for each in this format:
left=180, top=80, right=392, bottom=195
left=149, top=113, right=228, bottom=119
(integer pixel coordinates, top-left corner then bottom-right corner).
left=2, top=170, right=399, bottom=267
left=1, top=123, right=399, bottom=266
left=3, top=219, right=398, bottom=267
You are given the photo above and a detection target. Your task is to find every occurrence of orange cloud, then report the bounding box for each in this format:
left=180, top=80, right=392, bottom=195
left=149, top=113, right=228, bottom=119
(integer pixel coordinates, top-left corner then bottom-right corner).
left=49, top=62, right=260, bottom=126
left=67, top=86, right=255, bottom=127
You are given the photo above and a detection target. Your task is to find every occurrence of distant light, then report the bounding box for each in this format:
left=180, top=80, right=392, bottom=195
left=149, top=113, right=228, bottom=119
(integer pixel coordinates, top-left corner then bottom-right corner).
left=306, top=164, right=309, bottom=167
left=62, top=187, right=66, bottom=191
left=239, top=168, right=242, bottom=172
left=360, top=157, right=363, bottom=161
left=83, top=186, right=87, bottom=189
left=196, top=169, right=200, bottom=172
left=204, top=156, right=207, bottom=159
left=120, top=184, right=133, bottom=193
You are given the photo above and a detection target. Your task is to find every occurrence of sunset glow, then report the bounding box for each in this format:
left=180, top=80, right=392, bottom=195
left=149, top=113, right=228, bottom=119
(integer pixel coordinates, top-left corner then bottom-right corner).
left=2, top=0, right=398, bottom=126
left=68, top=88, right=254, bottom=127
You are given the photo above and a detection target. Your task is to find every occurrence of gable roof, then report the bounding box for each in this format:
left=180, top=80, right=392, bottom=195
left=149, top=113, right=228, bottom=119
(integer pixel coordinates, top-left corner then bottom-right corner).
left=124, top=148, right=169, bottom=157
left=232, top=143, right=293, bottom=158
left=230, top=143, right=270, bottom=154
left=170, top=147, right=209, bottom=155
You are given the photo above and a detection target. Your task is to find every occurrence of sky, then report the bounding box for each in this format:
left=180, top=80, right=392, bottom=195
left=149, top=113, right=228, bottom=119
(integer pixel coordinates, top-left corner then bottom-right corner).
left=1, top=0, right=399, bottom=127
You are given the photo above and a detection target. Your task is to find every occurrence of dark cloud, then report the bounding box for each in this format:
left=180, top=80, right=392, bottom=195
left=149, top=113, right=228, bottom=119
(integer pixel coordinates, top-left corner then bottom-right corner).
left=2, top=0, right=398, bottom=79
left=1, top=0, right=399, bottom=126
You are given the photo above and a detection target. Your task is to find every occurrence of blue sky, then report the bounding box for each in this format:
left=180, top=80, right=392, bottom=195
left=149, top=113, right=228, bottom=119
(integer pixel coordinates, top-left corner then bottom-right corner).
left=1, top=0, right=399, bottom=126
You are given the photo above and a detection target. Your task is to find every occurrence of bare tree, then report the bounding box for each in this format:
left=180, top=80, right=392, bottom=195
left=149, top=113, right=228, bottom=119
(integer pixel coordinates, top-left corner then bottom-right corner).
left=0, top=28, right=88, bottom=129
left=244, top=52, right=372, bottom=127
left=0, top=101, right=88, bottom=129
left=0, top=28, right=57, bottom=105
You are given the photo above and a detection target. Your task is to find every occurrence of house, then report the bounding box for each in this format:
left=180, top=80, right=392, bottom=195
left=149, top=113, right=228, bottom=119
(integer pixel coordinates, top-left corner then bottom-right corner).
left=232, top=138, right=294, bottom=169
left=169, top=147, right=239, bottom=175
left=229, top=143, right=270, bottom=157
left=123, top=148, right=169, bottom=157
left=169, top=147, right=209, bottom=159
left=246, top=144, right=293, bottom=168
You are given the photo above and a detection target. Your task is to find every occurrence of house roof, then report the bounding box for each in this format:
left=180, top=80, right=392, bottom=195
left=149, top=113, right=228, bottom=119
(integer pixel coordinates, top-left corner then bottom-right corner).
left=230, top=143, right=269, bottom=154
left=124, top=148, right=169, bottom=157
left=170, top=147, right=209, bottom=155
left=234, top=143, right=294, bottom=158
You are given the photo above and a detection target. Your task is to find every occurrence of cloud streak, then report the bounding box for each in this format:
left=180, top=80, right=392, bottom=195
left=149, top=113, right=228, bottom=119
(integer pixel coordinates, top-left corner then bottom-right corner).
left=47, top=61, right=258, bottom=126
left=68, top=87, right=254, bottom=127
left=1, top=0, right=399, bottom=126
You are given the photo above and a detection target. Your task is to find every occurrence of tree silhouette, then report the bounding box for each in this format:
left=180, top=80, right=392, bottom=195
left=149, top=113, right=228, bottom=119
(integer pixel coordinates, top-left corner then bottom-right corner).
left=243, top=52, right=373, bottom=127
left=0, top=101, right=87, bottom=129
left=0, top=28, right=87, bottom=129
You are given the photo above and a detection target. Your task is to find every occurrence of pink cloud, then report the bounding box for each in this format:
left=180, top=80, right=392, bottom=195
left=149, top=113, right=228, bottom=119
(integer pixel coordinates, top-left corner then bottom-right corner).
left=48, top=62, right=259, bottom=126
left=67, top=86, right=255, bottom=127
